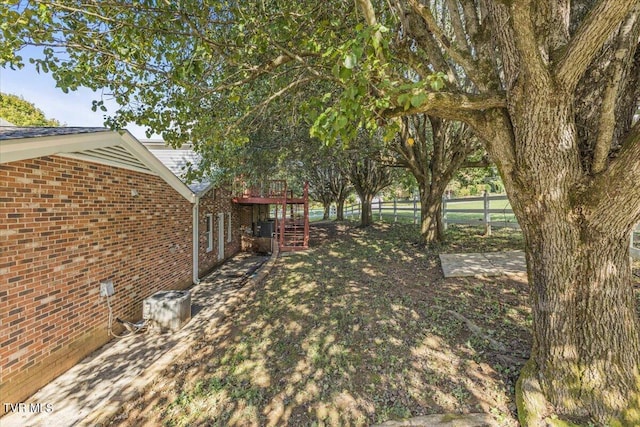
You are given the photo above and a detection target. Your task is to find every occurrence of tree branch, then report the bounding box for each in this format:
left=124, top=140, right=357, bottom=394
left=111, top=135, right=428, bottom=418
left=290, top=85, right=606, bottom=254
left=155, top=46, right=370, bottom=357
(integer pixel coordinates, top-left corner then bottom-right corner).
left=214, top=54, right=294, bottom=91
left=591, top=121, right=640, bottom=219
left=461, top=157, right=491, bottom=169
left=483, top=1, right=519, bottom=90
left=458, top=0, right=479, bottom=42
left=228, top=76, right=316, bottom=135
left=591, top=6, right=640, bottom=174
left=555, top=0, right=637, bottom=90
left=509, top=0, right=551, bottom=86
left=271, top=41, right=327, bottom=80
left=445, top=0, right=472, bottom=58
left=356, top=0, right=385, bottom=61
left=393, top=47, right=430, bottom=80
left=384, top=91, right=506, bottom=121
left=407, top=0, right=481, bottom=87
left=400, top=10, right=458, bottom=84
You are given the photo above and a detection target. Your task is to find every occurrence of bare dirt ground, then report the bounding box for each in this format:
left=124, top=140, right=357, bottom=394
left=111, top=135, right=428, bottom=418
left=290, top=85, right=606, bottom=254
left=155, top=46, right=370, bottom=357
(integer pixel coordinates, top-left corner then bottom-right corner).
left=109, top=222, right=639, bottom=427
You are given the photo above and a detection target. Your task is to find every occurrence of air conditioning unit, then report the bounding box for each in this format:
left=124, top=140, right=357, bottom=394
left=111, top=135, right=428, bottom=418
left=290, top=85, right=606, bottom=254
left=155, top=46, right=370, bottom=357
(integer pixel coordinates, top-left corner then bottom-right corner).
left=142, top=290, right=191, bottom=333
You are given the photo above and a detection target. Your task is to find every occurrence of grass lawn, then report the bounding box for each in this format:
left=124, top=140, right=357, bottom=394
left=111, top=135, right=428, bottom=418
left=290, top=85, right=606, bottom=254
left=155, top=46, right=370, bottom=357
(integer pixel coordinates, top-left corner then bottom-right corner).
left=111, top=223, right=639, bottom=426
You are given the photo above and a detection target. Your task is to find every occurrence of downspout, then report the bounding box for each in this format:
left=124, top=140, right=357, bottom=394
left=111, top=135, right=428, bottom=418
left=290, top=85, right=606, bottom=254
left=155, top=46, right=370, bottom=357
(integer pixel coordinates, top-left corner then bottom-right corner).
left=192, top=199, right=200, bottom=284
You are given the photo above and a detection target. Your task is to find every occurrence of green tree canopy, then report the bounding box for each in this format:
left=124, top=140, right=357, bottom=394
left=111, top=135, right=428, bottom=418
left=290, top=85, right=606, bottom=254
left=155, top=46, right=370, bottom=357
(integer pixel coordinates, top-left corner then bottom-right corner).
left=0, top=92, right=60, bottom=126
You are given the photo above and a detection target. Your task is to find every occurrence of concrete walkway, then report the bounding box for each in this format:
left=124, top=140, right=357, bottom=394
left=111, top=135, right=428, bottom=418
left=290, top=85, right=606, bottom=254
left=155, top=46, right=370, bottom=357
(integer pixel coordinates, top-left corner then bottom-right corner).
left=1, top=253, right=271, bottom=427
left=439, top=251, right=526, bottom=277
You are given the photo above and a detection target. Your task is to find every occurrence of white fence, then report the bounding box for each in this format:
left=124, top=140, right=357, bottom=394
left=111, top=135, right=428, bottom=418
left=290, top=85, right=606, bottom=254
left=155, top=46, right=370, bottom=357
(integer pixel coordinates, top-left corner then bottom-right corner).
left=343, top=193, right=516, bottom=232
left=344, top=199, right=421, bottom=224
left=341, top=193, right=640, bottom=259
left=442, top=193, right=517, bottom=234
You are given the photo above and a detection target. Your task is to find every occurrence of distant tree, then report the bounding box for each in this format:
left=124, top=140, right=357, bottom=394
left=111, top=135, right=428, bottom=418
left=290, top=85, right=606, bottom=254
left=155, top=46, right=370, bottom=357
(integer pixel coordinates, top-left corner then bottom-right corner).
left=0, top=93, right=60, bottom=126
left=345, top=131, right=394, bottom=227
left=327, top=163, right=352, bottom=221
left=303, top=143, right=353, bottom=222
left=307, top=163, right=335, bottom=220
left=391, top=114, right=481, bottom=242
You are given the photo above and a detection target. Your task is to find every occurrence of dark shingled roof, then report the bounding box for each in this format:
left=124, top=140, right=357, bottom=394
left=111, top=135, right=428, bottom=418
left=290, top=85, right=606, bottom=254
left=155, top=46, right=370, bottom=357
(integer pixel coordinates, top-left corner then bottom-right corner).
left=0, top=126, right=111, bottom=141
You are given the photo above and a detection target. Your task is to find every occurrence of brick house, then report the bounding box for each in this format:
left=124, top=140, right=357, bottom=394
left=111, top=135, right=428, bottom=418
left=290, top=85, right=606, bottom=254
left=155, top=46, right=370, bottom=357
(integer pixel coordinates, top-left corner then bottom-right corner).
left=0, top=127, right=242, bottom=410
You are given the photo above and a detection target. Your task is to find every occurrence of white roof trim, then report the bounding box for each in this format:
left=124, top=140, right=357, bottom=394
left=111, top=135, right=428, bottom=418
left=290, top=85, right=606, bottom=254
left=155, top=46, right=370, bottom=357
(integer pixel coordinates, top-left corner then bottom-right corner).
left=0, top=129, right=197, bottom=203
left=0, top=131, right=119, bottom=163
left=196, top=182, right=216, bottom=198
left=119, top=132, right=196, bottom=202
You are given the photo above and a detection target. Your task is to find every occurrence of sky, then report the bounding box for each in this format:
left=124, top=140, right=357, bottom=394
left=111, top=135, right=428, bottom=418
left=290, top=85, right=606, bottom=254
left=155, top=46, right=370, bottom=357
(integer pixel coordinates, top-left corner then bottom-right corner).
left=0, top=48, right=151, bottom=140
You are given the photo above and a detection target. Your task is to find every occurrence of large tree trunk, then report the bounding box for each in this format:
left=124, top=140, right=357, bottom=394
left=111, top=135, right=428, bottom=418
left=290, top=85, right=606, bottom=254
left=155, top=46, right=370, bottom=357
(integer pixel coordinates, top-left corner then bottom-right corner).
left=516, top=216, right=640, bottom=425
left=494, top=90, right=640, bottom=425
left=336, top=197, right=346, bottom=221
left=418, top=180, right=445, bottom=243
left=322, top=202, right=331, bottom=220
left=360, top=194, right=374, bottom=227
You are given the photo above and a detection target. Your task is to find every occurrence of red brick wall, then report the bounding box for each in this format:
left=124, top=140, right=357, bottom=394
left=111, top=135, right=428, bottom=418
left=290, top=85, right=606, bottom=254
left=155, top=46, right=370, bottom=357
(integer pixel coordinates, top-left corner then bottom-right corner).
left=197, top=187, right=241, bottom=275
left=0, top=155, right=195, bottom=407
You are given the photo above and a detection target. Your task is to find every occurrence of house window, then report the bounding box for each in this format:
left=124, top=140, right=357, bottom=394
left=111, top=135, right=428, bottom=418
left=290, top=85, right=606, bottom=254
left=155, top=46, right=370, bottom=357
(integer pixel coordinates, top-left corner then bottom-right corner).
left=227, top=212, right=232, bottom=243
left=205, top=214, right=213, bottom=252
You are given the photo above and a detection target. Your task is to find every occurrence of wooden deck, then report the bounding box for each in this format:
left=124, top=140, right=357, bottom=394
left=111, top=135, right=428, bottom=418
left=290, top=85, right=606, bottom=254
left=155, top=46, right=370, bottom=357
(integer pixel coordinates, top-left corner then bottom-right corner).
left=233, top=180, right=309, bottom=251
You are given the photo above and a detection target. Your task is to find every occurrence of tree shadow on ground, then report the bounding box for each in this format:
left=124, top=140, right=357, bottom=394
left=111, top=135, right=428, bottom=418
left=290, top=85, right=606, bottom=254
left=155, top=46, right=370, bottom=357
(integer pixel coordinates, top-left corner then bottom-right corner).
left=113, top=222, right=531, bottom=427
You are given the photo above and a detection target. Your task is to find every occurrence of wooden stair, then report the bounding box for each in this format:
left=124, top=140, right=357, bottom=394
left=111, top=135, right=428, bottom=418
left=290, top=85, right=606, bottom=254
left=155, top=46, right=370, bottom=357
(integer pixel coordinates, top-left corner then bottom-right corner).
left=277, top=182, right=309, bottom=251
left=233, top=179, right=309, bottom=252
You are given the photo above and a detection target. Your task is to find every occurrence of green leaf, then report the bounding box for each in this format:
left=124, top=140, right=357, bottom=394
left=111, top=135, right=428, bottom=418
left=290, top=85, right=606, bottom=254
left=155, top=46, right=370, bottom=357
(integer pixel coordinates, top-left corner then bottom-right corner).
left=339, top=66, right=352, bottom=80
left=334, top=115, right=348, bottom=130
left=332, top=63, right=341, bottom=78
left=430, top=79, right=444, bottom=91
left=397, top=93, right=412, bottom=110
left=343, top=53, right=357, bottom=69
left=410, top=93, right=427, bottom=108
left=352, top=46, right=363, bottom=60
left=383, top=123, right=399, bottom=142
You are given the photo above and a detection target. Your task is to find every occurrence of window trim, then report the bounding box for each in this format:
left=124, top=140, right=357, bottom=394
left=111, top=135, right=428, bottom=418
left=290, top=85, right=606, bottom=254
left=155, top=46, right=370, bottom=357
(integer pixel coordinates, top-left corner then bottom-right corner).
left=217, top=212, right=225, bottom=261
left=205, top=214, right=213, bottom=253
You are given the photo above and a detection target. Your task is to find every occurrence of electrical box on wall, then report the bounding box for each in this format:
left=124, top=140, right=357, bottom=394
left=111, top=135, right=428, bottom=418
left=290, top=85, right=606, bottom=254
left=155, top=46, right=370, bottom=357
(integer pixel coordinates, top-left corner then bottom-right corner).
left=100, top=280, right=114, bottom=297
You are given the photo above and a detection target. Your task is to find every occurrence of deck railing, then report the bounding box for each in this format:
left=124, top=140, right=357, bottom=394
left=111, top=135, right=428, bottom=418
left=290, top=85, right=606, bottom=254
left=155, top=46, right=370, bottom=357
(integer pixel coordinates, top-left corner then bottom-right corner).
left=235, top=179, right=288, bottom=198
